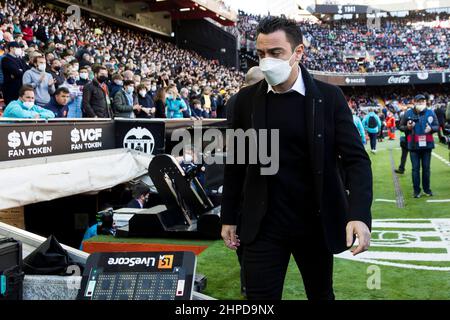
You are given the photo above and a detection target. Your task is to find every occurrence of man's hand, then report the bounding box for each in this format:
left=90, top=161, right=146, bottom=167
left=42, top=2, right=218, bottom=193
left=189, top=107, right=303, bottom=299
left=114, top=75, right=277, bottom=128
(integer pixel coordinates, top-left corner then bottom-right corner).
left=221, top=225, right=240, bottom=250
left=407, top=120, right=415, bottom=131
left=346, top=221, right=371, bottom=256
left=48, top=78, right=55, bottom=86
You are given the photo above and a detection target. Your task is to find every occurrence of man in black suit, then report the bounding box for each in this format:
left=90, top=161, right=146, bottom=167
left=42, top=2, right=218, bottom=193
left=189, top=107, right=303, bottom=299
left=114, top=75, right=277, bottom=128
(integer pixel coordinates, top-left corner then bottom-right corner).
left=221, top=17, right=372, bottom=300
left=1, top=42, right=29, bottom=105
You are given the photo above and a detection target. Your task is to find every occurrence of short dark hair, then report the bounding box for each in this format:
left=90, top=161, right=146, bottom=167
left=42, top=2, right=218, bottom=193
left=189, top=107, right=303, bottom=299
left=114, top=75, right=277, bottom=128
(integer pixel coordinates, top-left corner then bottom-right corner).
left=93, top=65, right=107, bottom=74
left=19, top=85, right=34, bottom=97
left=123, top=80, right=135, bottom=87
left=55, top=87, right=70, bottom=96
left=256, top=16, right=303, bottom=51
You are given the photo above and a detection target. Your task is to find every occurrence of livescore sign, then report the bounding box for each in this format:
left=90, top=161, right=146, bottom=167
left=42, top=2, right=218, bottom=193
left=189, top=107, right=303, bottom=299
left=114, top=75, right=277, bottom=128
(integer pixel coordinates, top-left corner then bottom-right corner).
left=0, top=122, right=115, bottom=162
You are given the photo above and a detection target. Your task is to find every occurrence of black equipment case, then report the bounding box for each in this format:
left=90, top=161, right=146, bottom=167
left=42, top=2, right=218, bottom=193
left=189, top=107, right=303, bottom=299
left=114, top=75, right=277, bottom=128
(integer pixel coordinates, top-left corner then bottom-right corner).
left=0, top=238, right=24, bottom=300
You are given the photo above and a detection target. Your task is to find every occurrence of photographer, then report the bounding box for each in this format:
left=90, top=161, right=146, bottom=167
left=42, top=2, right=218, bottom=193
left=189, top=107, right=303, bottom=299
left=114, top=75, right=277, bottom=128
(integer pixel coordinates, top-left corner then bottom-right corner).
left=400, top=94, right=439, bottom=198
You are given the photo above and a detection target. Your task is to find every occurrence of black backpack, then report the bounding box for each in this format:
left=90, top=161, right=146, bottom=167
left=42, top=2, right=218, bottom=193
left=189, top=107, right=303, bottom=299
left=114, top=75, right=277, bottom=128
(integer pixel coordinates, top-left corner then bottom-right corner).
left=368, top=115, right=378, bottom=129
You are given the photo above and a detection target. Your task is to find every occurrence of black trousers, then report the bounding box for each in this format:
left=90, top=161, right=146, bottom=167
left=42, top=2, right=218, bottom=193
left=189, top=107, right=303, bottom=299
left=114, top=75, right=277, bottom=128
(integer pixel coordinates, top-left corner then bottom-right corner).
left=399, top=139, right=409, bottom=171
left=241, top=220, right=335, bottom=300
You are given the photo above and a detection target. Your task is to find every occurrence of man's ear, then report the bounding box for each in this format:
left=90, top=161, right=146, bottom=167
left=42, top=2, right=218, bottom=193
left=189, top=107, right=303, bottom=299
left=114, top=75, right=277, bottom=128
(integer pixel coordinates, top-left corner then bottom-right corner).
left=294, top=45, right=304, bottom=62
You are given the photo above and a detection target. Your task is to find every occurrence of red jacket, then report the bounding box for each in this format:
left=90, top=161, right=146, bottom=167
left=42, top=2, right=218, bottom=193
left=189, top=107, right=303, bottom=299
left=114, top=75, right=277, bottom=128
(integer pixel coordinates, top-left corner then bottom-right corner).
left=22, top=27, right=34, bottom=42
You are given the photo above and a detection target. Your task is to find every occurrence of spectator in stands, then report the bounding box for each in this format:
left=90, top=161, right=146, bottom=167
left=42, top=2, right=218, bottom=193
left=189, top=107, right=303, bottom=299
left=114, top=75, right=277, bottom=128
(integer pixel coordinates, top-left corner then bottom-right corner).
left=61, top=69, right=83, bottom=118
left=82, top=65, right=112, bottom=118
left=1, top=41, right=29, bottom=105
left=108, top=73, right=123, bottom=99
left=166, top=85, right=186, bottom=119
left=154, top=87, right=166, bottom=119
left=47, top=58, right=65, bottom=88
left=79, top=53, right=92, bottom=69
left=22, top=55, right=55, bottom=107
left=363, top=108, right=382, bottom=154
left=191, top=99, right=207, bottom=119
left=400, top=94, right=439, bottom=198
left=112, top=79, right=140, bottom=118
left=3, top=84, right=55, bottom=119
left=78, top=67, right=90, bottom=86
left=44, top=86, right=70, bottom=118
left=200, top=86, right=216, bottom=118
left=135, top=84, right=155, bottom=118
left=21, top=23, right=33, bottom=45
left=180, top=87, right=193, bottom=118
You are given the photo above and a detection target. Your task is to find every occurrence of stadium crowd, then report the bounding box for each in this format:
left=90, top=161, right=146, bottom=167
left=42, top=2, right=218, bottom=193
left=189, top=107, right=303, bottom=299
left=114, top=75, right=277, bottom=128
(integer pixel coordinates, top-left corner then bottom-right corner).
left=0, top=0, right=449, bottom=121
left=0, top=0, right=244, bottom=119
left=233, top=10, right=450, bottom=73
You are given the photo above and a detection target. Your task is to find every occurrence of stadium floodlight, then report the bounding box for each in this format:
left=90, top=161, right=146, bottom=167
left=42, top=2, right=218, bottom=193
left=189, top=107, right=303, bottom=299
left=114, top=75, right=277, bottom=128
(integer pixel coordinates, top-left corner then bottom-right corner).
left=199, top=6, right=207, bottom=11
left=180, top=8, right=191, bottom=12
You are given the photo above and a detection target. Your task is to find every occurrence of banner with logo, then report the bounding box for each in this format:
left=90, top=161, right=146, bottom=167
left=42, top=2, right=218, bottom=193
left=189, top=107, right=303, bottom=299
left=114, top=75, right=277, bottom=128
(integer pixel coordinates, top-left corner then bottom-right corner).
left=115, top=120, right=166, bottom=156
left=0, top=122, right=115, bottom=162
left=311, top=71, right=446, bottom=87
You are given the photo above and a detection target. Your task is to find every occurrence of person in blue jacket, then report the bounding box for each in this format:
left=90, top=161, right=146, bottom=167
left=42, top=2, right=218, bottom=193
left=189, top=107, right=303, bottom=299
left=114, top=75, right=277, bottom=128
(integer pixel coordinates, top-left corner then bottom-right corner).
left=44, top=87, right=70, bottom=117
left=362, top=109, right=382, bottom=153
left=2, top=84, right=55, bottom=119
left=399, top=94, right=439, bottom=198
left=352, top=111, right=366, bottom=145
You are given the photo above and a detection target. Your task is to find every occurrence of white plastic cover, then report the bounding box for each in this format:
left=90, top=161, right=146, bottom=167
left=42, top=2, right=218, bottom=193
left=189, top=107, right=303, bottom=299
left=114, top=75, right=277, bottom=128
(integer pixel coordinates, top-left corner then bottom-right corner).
left=0, top=149, right=153, bottom=210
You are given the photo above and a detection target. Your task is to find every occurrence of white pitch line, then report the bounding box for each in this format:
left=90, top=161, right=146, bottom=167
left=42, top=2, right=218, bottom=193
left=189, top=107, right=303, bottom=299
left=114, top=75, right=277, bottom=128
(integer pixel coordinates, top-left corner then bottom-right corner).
left=341, top=251, right=450, bottom=261
left=372, top=222, right=436, bottom=229
left=374, top=199, right=397, bottom=203
left=370, top=241, right=445, bottom=249
left=432, top=152, right=450, bottom=166
left=427, top=199, right=450, bottom=203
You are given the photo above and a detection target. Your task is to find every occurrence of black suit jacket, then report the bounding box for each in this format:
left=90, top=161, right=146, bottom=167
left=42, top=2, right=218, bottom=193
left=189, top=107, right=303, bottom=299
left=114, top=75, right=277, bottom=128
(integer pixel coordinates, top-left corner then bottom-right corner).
left=1, top=54, right=29, bottom=103
left=126, top=199, right=142, bottom=209
left=221, top=64, right=372, bottom=254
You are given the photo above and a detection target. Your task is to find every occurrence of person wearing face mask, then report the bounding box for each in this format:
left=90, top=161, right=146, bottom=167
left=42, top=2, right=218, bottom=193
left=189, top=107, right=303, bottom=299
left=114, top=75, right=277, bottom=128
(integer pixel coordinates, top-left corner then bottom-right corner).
left=109, top=73, right=124, bottom=98
left=135, top=84, right=155, bottom=118
left=1, top=41, right=29, bottom=104
left=77, top=67, right=90, bottom=86
left=112, top=80, right=141, bottom=118
left=399, top=94, right=439, bottom=198
left=3, top=84, right=55, bottom=119
left=221, top=17, right=372, bottom=301
left=82, top=65, right=112, bottom=118
left=48, top=59, right=65, bottom=89
left=61, top=69, right=83, bottom=118
left=165, top=85, right=186, bottom=119
left=22, top=56, right=55, bottom=107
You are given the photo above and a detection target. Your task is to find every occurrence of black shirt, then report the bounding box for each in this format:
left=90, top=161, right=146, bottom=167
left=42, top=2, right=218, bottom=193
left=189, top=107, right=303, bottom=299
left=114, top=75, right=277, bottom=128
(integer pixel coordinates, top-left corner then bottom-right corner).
left=263, top=91, right=317, bottom=235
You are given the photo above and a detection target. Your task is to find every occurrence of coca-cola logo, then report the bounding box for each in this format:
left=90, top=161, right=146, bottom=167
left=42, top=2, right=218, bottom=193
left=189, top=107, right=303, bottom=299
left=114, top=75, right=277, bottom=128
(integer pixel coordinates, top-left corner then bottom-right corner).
left=388, top=76, right=411, bottom=84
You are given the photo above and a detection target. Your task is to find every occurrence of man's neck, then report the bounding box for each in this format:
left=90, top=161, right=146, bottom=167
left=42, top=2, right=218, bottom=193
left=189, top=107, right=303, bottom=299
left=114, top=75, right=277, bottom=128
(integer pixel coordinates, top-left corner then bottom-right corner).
left=272, top=65, right=299, bottom=94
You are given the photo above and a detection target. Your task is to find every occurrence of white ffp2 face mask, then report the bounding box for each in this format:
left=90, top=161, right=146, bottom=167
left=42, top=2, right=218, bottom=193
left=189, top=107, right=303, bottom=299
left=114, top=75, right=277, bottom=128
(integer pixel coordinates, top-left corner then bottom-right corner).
left=415, top=103, right=427, bottom=113
left=259, top=51, right=299, bottom=86
left=23, top=101, right=34, bottom=109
